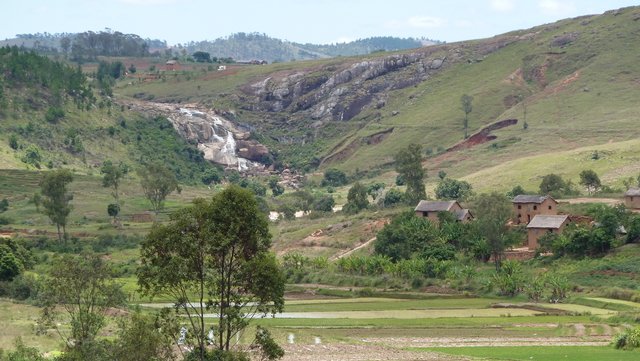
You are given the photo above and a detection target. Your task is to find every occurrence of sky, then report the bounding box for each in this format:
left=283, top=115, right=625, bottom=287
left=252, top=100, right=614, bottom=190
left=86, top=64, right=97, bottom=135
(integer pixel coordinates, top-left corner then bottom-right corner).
left=2, top=0, right=639, bottom=45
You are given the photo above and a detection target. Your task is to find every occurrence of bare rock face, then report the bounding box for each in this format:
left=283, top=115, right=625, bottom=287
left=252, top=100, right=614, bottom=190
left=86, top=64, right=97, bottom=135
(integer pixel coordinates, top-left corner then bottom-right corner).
left=238, top=35, right=523, bottom=125
left=236, top=140, right=270, bottom=162
left=123, top=101, right=269, bottom=170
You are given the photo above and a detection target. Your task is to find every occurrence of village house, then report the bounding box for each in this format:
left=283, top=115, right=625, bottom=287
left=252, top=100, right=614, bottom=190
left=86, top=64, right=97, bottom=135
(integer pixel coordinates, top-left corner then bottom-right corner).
left=165, top=59, right=178, bottom=71
left=624, top=188, right=640, bottom=209
left=414, top=200, right=473, bottom=223
left=526, top=214, right=570, bottom=250
left=512, top=194, right=558, bottom=225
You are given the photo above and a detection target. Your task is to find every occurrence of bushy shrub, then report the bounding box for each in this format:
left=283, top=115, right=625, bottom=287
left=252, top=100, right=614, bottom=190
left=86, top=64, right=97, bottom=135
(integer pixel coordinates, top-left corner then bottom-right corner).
left=613, top=327, right=640, bottom=350
left=492, top=260, right=525, bottom=297
left=321, top=168, right=348, bottom=187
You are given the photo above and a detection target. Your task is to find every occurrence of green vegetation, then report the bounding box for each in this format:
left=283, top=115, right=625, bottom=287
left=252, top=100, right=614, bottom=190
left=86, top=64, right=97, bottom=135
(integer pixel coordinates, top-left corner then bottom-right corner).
left=138, top=186, right=284, bottom=360
left=423, top=346, right=640, bottom=361
left=394, top=144, right=426, bottom=204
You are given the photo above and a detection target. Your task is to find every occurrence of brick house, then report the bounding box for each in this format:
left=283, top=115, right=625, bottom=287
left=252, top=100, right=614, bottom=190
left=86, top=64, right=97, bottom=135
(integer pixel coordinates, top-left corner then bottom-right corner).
left=512, top=195, right=558, bottom=225
left=414, top=200, right=473, bottom=223
left=526, top=214, right=570, bottom=250
left=624, top=188, right=640, bottom=209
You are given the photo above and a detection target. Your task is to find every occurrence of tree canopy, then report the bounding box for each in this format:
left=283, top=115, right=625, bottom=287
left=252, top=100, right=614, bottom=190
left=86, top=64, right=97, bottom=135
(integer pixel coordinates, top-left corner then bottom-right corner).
left=138, top=163, right=179, bottom=215
left=394, top=144, right=426, bottom=205
left=435, top=178, right=473, bottom=200
left=39, top=169, right=74, bottom=242
left=472, top=192, right=521, bottom=270
left=138, top=185, right=285, bottom=360
left=579, top=169, right=601, bottom=195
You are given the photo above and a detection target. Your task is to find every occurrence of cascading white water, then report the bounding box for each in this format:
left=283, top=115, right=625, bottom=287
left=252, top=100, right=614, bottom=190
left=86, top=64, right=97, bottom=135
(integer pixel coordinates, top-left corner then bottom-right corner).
left=173, top=107, right=255, bottom=171
left=222, top=131, right=236, bottom=156
left=209, top=125, right=224, bottom=142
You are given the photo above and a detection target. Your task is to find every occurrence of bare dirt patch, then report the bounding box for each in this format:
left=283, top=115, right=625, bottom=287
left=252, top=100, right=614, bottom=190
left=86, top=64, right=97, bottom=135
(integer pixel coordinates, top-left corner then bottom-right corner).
left=281, top=344, right=465, bottom=361
left=360, top=336, right=610, bottom=348
left=446, top=119, right=518, bottom=152
left=561, top=198, right=622, bottom=205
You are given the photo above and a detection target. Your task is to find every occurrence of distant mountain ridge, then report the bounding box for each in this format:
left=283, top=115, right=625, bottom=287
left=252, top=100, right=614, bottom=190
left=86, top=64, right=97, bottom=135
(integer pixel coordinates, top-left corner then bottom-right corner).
left=180, top=33, right=442, bottom=62
left=0, top=31, right=441, bottom=62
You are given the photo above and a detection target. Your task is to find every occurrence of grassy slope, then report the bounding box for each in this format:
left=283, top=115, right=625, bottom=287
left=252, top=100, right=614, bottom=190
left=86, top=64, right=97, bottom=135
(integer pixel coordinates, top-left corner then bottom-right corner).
left=115, top=7, right=640, bottom=194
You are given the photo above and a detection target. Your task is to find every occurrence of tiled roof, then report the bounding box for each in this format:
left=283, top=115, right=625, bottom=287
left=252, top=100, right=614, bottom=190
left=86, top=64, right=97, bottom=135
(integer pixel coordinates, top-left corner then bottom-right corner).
left=513, top=194, right=555, bottom=204
left=527, top=215, right=569, bottom=229
left=414, top=200, right=457, bottom=212
left=624, top=188, right=640, bottom=197
left=455, top=209, right=473, bottom=221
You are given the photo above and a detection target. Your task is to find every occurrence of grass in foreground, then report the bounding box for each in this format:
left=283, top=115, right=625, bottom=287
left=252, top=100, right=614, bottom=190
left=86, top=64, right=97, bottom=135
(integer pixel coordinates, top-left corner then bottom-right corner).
left=420, top=346, right=639, bottom=361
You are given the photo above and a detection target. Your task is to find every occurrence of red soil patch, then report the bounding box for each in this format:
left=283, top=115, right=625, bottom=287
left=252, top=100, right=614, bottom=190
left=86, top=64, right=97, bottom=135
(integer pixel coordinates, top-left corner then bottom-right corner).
left=446, top=118, right=518, bottom=152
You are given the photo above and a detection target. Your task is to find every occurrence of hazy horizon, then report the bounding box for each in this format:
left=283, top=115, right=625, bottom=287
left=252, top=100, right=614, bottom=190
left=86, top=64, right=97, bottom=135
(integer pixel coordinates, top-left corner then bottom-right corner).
left=3, top=0, right=639, bottom=46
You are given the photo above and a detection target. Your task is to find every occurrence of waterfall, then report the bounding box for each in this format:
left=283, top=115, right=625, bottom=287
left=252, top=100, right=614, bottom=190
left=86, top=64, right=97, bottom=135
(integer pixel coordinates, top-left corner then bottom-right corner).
left=209, top=125, right=224, bottom=142
left=222, top=131, right=236, bottom=156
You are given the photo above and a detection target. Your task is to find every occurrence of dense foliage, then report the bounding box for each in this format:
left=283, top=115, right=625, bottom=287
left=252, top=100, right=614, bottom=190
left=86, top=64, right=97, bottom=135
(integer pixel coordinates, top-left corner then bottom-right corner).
left=0, top=46, right=94, bottom=110
left=138, top=186, right=284, bottom=360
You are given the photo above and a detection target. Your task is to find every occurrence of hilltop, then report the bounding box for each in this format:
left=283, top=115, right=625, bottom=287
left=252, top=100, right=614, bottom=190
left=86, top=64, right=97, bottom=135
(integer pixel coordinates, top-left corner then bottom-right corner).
left=0, top=31, right=438, bottom=63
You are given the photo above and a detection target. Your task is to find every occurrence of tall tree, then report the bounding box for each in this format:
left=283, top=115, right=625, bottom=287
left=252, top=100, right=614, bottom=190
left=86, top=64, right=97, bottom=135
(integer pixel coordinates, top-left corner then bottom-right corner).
left=343, top=182, right=369, bottom=214
left=101, top=160, right=128, bottom=206
left=138, top=186, right=285, bottom=360
left=394, top=144, right=426, bottom=205
left=579, top=169, right=601, bottom=195
left=138, top=163, right=179, bottom=215
left=473, top=192, right=520, bottom=270
left=460, top=94, right=473, bottom=139
left=39, top=169, right=74, bottom=242
left=39, top=253, right=125, bottom=356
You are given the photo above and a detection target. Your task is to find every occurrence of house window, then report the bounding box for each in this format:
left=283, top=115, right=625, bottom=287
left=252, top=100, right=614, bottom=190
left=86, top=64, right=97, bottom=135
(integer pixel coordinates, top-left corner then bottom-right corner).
left=517, top=214, right=521, bottom=218
left=533, top=205, right=537, bottom=210
left=548, top=205, right=552, bottom=210
left=518, top=205, right=521, bottom=209
left=424, top=212, right=428, bottom=217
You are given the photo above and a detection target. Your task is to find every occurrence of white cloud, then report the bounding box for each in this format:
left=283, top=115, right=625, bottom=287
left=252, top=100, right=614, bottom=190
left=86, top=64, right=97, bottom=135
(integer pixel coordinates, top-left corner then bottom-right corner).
left=538, top=0, right=575, bottom=15
left=489, top=0, right=514, bottom=12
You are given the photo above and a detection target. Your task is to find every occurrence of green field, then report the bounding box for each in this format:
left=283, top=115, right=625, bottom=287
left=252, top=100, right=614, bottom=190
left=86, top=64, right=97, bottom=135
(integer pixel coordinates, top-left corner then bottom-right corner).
left=422, top=346, right=640, bottom=361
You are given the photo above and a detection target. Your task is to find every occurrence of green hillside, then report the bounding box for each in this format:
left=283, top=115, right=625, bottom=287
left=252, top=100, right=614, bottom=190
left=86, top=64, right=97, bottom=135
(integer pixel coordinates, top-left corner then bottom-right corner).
left=0, top=47, right=219, bottom=185
left=116, top=6, right=640, bottom=193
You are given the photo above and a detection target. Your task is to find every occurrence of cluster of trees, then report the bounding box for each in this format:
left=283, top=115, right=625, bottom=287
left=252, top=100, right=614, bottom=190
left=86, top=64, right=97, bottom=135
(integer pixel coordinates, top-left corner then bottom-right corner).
left=540, top=203, right=639, bottom=257
left=374, top=192, right=520, bottom=270
left=537, top=170, right=608, bottom=198
left=4, top=186, right=285, bottom=361
left=0, top=46, right=94, bottom=110
left=182, top=33, right=437, bottom=63
left=302, top=36, right=434, bottom=57
left=64, top=31, right=150, bottom=61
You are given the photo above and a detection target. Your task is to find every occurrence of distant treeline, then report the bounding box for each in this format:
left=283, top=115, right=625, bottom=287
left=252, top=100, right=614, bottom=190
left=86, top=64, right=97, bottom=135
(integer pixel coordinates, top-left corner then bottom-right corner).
left=179, top=33, right=442, bottom=63
left=5, top=31, right=167, bottom=60
left=4, top=31, right=443, bottom=63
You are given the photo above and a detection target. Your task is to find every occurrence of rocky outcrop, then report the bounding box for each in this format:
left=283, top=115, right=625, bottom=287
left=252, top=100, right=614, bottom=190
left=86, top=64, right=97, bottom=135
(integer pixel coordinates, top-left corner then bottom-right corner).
left=239, top=36, right=521, bottom=125
left=121, top=100, right=269, bottom=170
left=241, top=47, right=455, bottom=123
